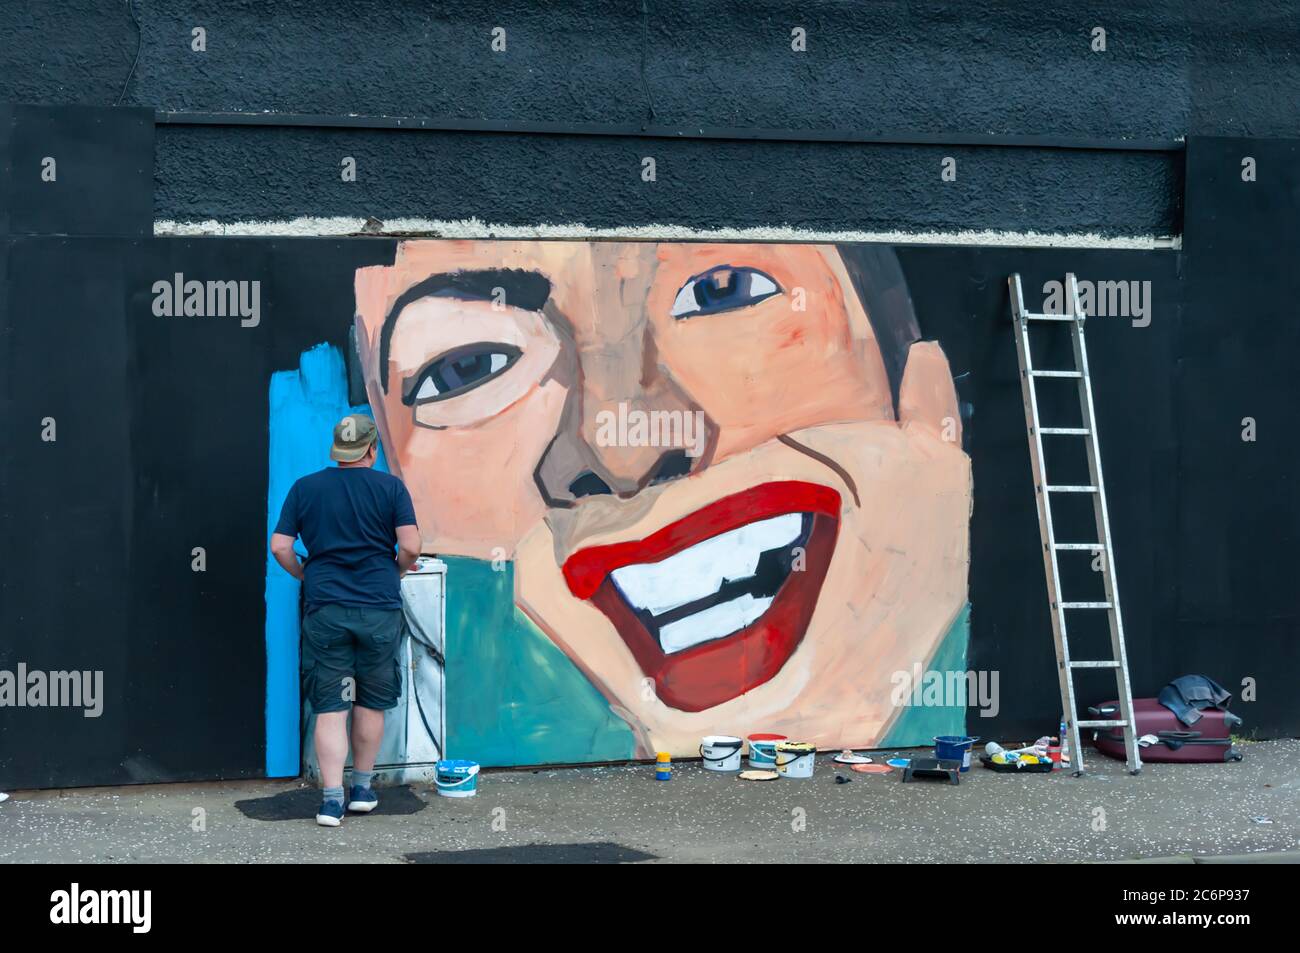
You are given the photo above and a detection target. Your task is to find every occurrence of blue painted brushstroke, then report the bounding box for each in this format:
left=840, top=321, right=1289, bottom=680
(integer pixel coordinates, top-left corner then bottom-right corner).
left=265, top=343, right=386, bottom=777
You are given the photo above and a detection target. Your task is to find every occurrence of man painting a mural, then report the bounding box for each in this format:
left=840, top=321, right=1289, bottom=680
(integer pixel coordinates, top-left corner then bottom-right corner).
left=345, top=240, right=972, bottom=761
left=269, top=414, right=422, bottom=825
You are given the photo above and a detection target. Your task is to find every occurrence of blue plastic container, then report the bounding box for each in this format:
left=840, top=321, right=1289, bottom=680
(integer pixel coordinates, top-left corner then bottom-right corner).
left=934, top=735, right=979, bottom=772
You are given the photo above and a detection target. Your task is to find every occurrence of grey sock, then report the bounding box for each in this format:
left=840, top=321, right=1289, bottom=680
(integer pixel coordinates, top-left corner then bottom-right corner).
left=322, top=785, right=344, bottom=804
left=351, top=770, right=374, bottom=791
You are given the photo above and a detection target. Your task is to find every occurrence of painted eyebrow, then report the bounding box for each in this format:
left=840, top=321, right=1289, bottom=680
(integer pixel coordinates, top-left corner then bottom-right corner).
left=378, top=269, right=551, bottom=393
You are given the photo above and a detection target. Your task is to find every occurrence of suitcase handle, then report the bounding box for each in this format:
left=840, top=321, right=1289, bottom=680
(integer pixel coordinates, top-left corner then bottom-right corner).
left=1157, top=730, right=1202, bottom=740
left=1088, top=704, right=1119, bottom=717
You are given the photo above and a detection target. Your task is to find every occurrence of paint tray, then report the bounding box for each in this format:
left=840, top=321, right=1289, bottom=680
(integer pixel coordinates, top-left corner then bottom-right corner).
left=900, top=757, right=960, bottom=784
left=979, top=755, right=1054, bottom=774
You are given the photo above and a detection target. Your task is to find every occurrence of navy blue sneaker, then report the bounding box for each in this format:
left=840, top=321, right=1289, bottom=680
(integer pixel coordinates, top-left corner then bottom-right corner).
left=347, top=784, right=379, bottom=813
left=316, top=799, right=345, bottom=827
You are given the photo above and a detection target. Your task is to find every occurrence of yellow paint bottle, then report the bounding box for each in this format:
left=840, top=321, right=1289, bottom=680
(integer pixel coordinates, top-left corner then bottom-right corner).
left=655, top=752, right=672, bottom=780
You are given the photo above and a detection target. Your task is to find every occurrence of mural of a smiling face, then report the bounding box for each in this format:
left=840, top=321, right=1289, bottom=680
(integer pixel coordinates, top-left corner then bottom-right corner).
left=354, top=240, right=971, bottom=757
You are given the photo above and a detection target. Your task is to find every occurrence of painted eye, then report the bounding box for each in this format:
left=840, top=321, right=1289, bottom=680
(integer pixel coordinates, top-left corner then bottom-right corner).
left=403, top=343, right=522, bottom=405
left=670, top=266, right=781, bottom=319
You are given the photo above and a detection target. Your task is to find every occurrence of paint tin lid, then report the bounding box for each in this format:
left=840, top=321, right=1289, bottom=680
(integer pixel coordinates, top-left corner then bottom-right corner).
left=775, top=741, right=815, bottom=753
left=436, top=759, right=479, bottom=774
left=702, top=735, right=743, bottom=747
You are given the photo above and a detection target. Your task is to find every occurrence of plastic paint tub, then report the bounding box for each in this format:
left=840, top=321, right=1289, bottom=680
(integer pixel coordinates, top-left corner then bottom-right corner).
left=434, top=759, right=480, bottom=798
left=774, top=741, right=817, bottom=779
left=934, top=735, right=980, bottom=772
left=747, top=733, right=787, bottom=769
left=700, top=735, right=744, bottom=772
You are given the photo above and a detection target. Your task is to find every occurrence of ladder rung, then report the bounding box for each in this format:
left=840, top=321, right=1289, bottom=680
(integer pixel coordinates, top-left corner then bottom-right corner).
left=1053, top=542, right=1104, bottom=550
left=1060, top=601, right=1113, bottom=609
left=1021, top=313, right=1076, bottom=322
left=1030, top=370, right=1083, bottom=378
left=1039, top=427, right=1090, bottom=435
left=1069, top=660, right=1122, bottom=669
left=1077, top=719, right=1128, bottom=729
left=1044, top=485, right=1097, bottom=493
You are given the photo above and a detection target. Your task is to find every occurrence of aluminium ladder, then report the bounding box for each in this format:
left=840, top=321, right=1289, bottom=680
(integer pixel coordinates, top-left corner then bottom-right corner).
left=1008, top=272, right=1141, bottom=775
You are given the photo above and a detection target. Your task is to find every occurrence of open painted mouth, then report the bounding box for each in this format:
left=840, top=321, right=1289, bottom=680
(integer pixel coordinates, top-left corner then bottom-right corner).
left=562, top=481, right=840, bottom=711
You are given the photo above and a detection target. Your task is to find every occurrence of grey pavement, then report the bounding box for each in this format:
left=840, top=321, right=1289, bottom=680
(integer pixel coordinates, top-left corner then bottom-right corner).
left=2, top=740, right=1297, bottom=863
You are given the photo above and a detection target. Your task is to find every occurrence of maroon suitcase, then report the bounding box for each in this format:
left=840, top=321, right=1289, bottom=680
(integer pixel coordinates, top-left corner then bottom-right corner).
left=1089, top=698, right=1243, bottom=763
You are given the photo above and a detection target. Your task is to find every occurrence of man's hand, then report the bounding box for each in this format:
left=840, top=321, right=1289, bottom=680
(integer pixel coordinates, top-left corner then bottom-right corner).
left=270, top=532, right=305, bottom=581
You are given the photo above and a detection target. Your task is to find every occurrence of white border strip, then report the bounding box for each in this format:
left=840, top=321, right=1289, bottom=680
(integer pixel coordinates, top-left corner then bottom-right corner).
left=154, top=216, right=1180, bottom=250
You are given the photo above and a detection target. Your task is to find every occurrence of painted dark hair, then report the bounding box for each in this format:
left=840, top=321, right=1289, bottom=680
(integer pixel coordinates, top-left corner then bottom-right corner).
left=835, top=244, right=923, bottom=417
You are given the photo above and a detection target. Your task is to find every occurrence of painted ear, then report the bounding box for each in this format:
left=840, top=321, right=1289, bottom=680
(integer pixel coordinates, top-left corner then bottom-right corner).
left=896, top=341, right=961, bottom=444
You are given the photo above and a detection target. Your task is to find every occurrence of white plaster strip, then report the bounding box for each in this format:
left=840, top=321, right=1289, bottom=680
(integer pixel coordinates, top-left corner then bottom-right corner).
left=154, top=216, right=1180, bottom=250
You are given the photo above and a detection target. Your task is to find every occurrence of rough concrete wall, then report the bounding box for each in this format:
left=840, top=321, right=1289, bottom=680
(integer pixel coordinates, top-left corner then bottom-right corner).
left=2, top=1, right=1295, bottom=233
left=151, top=126, right=1183, bottom=238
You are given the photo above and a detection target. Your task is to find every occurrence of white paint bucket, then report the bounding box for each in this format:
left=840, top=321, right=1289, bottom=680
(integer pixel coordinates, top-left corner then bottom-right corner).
left=747, top=733, right=787, bottom=769
left=434, top=760, right=480, bottom=798
left=775, top=742, right=816, bottom=779
left=700, top=735, right=743, bottom=772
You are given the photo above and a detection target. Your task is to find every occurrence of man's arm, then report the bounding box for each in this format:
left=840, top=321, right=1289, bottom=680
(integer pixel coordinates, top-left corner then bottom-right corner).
left=270, top=532, right=305, bottom=581
left=395, top=525, right=420, bottom=574
left=271, top=482, right=304, bottom=580
left=393, top=481, right=421, bottom=574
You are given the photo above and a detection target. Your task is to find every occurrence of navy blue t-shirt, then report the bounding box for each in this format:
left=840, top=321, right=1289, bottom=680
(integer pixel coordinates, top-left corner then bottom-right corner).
left=274, top=466, right=418, bottom=610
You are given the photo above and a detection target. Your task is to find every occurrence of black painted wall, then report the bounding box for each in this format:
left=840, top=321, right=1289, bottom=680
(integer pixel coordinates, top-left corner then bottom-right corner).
left=4, top=184, right=1296, bottom=790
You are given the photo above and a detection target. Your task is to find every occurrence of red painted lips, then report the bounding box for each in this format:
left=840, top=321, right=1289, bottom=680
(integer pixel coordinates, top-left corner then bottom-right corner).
left=562, top=481, right=841, bottom=711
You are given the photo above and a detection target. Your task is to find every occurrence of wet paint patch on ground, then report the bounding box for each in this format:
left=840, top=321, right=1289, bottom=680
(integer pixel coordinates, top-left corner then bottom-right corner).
left=235, top=784, right=426, bottom=821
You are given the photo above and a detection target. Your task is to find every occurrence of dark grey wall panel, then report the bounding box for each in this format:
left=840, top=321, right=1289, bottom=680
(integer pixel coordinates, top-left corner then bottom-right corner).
left=0, top=1, right=1197, bottom=135
left=154, top=124, right=1183, bottom=236
left=4, top=1, right=1296, bottom=138
left=122, top=2, right=1192, bottom=136
left=2, top=105, right=153, bottom=237
left=2, top=1, right=1296, bottom=236
left=1189, top=2, right=1300, bottom=138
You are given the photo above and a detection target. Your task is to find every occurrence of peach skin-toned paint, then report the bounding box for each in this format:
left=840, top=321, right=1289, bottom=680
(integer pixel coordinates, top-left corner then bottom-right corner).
left=354, top=240, right=971, bottom=758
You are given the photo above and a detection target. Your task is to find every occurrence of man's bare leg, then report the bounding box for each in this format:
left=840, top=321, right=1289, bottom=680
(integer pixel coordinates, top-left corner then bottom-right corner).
left=314, top=710, right=350, bottom=827
left=314, top=710, right=349, bottom=790
left=350, top=705, right=385, bottom=773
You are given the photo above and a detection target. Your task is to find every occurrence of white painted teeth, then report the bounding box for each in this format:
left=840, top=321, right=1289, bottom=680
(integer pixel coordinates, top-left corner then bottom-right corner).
left=609, top=512, right=802, bottom=654
left=658, top=595, right=774, bottom=654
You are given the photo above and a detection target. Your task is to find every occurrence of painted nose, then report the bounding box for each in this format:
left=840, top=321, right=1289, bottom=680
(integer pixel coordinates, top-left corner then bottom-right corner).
left=534, top=389, right=714, bottom=505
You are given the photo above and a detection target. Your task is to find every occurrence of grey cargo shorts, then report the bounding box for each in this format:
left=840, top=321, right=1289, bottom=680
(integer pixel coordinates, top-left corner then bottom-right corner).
left=301, top=603, right=404, bottom=713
